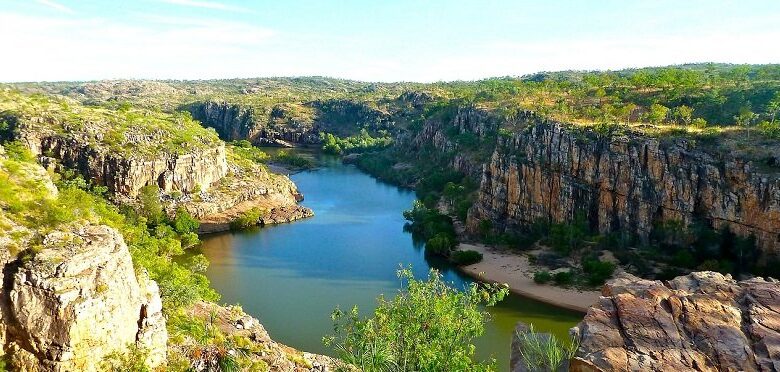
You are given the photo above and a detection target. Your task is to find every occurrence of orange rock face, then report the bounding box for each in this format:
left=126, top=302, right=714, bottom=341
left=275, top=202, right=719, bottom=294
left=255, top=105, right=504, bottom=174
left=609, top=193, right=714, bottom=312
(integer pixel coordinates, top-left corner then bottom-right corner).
left=572, top=271, right=780, bottom=371
left=468, top=113, right=780, bottom=256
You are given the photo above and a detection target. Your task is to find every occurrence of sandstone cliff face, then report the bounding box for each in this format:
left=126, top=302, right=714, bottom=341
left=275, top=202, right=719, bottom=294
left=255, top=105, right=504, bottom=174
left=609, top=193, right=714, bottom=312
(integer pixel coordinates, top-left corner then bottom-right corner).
left=17, top=127, right=228, bottom=198
left=468, top=112, right=780, bottom=255
left=409, top=106, right=499, bottom=179
left=188, top=101, right=319, bottom=146
left=189, top=99, right=394, bottom=147
left=572, top=271, right=780, bottom=371
left=1, top=225, right=167, bottom=371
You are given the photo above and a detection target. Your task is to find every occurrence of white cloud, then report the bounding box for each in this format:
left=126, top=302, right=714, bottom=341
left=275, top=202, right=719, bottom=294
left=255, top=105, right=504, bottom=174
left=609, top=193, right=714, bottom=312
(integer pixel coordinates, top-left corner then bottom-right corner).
left=33, top=0, right=75, bottom=14
left=159, top=0, right=248, bottom=12
left=0, top=12, right=276, bottom=81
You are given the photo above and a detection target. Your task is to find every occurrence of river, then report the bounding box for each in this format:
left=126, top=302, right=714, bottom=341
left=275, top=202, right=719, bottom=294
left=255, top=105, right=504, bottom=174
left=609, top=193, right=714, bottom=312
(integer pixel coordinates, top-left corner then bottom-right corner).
left=197, top=152, right=581, bottom=371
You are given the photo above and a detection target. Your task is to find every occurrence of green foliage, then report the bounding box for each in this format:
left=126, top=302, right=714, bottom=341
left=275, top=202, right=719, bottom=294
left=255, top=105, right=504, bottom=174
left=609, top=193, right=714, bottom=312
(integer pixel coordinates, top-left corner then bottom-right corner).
left=2, top=140, right=35, bottom=162
left=100, top=345, right=151, bottom=372
left=168, top=308, right=267, bottom=371
left=582, top=259, right=616, bottom=286
left=426, top=233, right=455, bottom=256
left=452, top=250, right=483, bottom=266
left=138, top=185, right=165, bottom=226
left=553, top=271, right=574, bottom=286
left=320, top=130, right=392, bottom=155
left=274, top=150, right=314, bottom=169
left=513, top=324, right=578, bottom=372
left=173, top=207, right=200, bottom=234
left=548, top=212, right=589, bottom=255
left=533, top=271, right=552, bottom=284
left=230, top=207, right=264, bottom=230
left=230, top=140, right=270, bottom=164
left=324, top=268, right=509, bottom=372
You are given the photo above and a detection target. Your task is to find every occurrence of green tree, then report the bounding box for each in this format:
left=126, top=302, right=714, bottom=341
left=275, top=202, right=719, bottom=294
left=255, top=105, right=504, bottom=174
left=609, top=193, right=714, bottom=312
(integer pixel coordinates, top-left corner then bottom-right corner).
left=138, top=185, right=164, bottom=226
left=767, top=92, right=780, bottom=125
left=646, top=104, right=670, bottom=125
left=173, top=207, right=199, bottom=234
left=734, top=109, right=758, bottom=140
left=324, top=268, right=508, bottom=372
left=673, top=105, right=694, bottom=126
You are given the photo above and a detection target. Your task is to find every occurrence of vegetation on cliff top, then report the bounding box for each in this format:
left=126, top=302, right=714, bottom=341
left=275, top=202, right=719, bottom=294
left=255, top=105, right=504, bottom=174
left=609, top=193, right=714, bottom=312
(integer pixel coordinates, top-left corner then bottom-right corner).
left=0, top=89, right=221, bottom=158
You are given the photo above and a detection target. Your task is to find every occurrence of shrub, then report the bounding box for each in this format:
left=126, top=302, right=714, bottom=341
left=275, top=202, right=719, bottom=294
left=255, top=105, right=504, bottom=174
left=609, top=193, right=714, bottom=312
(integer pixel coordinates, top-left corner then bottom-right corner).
left=138, top=185, right=164, bottom=226
left=553, top=271, right=574, bottom=286
left=452, top=250, right=483, bottom=265
left=533, top=271, right=552, bottom=284
left=324, top=268, right=508, bottom=371
left=514, top=324, right=578, bottom=372
left=582, top=259, right=616, bottom=286
left=425, top=233, right=455, bottom=256
left=230, top=208, right=263, bottom=230
left=173, top=207, right=199, bottom=234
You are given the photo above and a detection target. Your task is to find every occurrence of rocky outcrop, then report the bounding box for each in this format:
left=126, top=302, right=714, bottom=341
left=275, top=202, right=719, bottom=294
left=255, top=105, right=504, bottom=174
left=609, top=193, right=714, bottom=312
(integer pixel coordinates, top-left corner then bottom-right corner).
left=189, top=99, right=394, bottom=147
left=188, top=101, right=319, bottom=145
left=571, top=271, right=780, bottom=371
left=13, top=121, right=228, bottom=198
left=468, top=112, right=780, bottom=256
left=1, top=225, right=167, bottom=371
left=178, top=302, right=339, bottom=372
left=409, top=106, right=499, bottom=179
left=258, top=205, right=314, bottom=225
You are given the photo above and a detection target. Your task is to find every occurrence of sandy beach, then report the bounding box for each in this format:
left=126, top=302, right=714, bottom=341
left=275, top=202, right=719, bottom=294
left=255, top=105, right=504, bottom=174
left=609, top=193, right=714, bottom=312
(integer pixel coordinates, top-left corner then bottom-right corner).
left=456, top=243, right=600, bottom=313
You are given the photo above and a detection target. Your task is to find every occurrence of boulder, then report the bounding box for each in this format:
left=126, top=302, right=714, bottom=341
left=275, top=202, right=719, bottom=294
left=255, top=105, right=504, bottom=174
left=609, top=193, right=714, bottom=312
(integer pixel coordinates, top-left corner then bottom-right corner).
left=3, top=225, right=167, bottom=371
left=572, top=271, right=780, bottom=371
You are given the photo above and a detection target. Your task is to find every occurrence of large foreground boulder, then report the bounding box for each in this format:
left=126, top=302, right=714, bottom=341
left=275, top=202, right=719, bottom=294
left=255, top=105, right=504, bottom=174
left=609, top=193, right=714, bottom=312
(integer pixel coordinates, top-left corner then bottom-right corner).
left=2, top=225, right=167, bottom=371
left=571, top=271, right=780, bottom=371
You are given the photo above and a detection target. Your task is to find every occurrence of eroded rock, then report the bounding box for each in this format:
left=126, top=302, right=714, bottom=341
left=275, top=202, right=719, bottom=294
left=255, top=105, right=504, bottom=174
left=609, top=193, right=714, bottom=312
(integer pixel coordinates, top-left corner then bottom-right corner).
left=3, top=225, right=167, bottom=371
left=572, top=271, right=780, bottom=371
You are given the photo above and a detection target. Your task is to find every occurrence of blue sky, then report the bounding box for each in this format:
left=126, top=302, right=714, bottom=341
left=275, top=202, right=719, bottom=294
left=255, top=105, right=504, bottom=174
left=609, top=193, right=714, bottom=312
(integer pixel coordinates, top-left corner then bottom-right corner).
left=1, top=0, right=779, bottom=82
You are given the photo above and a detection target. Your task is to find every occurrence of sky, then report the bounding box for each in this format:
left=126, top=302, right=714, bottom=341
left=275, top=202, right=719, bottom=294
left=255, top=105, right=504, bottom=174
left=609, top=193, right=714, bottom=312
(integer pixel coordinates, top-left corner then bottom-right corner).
left=1, top=0, right=779, bottom=82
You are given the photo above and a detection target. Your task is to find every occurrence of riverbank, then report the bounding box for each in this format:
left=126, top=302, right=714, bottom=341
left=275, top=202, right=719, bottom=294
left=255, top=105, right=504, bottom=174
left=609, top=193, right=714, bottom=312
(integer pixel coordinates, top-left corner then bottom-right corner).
left=456, top=243, right=600, bottom=313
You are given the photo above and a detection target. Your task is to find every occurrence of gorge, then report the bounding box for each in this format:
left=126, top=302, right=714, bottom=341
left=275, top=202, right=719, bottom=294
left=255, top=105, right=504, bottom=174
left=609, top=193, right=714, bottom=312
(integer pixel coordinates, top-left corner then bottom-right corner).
left=2, top=64, right=780, bottom=371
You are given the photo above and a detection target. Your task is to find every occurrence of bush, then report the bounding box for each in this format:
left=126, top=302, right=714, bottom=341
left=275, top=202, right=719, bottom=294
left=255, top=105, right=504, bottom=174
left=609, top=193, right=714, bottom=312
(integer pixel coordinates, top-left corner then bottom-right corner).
left=533, top=271, right=552, bottom=284
left=425, top=233, right=455, bottom=256
left=324, top=268, right=508, bottom=371
left=138, top=185, right=164, bottom=226
left=452, top=250, right=483, bottom=265
left=553, top=271, right=574, bottom=286
left=173, top=207, right=199, bottom=234
left=514, top=324, right=579, bottom=372
left=582, top=259, right=616, bottom=286
left=230, top=208, right=263, bottom=230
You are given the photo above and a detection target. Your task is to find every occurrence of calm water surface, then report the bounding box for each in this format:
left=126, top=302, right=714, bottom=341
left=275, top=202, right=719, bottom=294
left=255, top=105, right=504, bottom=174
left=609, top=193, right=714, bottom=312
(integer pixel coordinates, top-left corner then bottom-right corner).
left=198, top=152, right=581, bottom=371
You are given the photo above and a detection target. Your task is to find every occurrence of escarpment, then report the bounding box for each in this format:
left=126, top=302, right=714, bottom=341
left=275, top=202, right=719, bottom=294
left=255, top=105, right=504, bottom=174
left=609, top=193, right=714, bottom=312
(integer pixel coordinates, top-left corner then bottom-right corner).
left=407, top=106, right=501, bottom=179
left=187, top=101, right=319, bottom=146
left=21, top=130, right=228, bottom=197
left=467, top=112, right=780, bottom=256
left=0, top=225, right=167, bottom=371
left=571, top=271, right=780, bottom=371
left=188, top=98, right=393, bottom=147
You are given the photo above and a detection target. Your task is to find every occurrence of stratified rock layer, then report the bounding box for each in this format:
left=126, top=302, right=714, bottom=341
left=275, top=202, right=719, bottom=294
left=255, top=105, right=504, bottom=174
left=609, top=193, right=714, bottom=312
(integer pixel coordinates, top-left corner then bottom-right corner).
left=572, top=271, right=780, bottom=371
left=2, top=225, right=167, bottom=371
left=20, top=131, right=228, bottom=197
left=468, top=112, right=780, bottom=255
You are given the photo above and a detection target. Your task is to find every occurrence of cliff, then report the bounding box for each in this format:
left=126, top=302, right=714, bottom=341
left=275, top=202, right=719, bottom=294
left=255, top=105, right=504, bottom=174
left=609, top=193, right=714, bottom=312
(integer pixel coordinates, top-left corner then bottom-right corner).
left=572, top=271, right=780, bottom=371
left=1, top=225, right=167, bottom=371
left=2, top=90, right=228, bottom=198
left=187, top=101, right=319, bottom=146
left=468, top=112, right=780, bottom=256
left=188, top=98, right=393, bottom=147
